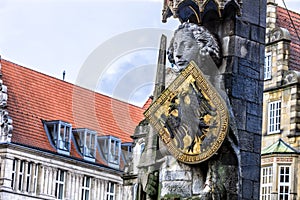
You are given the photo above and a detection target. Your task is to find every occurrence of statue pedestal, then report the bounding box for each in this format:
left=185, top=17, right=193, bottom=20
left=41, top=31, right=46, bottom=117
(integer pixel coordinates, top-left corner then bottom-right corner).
left=159, top=156, right=205, bottom=198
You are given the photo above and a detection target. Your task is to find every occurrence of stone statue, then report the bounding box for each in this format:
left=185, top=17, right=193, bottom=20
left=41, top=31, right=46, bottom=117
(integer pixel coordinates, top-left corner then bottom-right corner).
left=139, top=22, right=239, bottom=199
left=166, top=22, right=239, bottom=199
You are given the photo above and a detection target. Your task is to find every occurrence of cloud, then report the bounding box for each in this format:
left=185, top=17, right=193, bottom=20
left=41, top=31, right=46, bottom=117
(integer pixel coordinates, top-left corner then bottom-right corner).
left=96, top=50, right=157, bottom=105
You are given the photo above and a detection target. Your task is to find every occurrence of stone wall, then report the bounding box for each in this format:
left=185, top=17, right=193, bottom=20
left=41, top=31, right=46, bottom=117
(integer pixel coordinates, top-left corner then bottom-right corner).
left=222, top=1, right=266, bottom=199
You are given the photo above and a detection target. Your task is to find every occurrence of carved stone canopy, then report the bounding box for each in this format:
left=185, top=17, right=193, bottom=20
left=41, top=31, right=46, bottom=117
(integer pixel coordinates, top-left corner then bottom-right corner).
left=162, top=0, right=242, bottom=24
left=282, top=70, right=300, bottom=85
left=268, top=27, right=291, bottom=43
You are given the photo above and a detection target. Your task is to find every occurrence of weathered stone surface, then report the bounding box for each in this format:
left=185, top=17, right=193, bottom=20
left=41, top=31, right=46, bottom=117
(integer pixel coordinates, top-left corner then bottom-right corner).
left=242, top=179, right=254, bottom=200
left=240, top=151, right=260, bottom=166
left=239, top=62, right=260, bottom=79
left=241, top=0, right=260, bottom=25
left=247, top=102, right=262, bottom=117
left=235, top=19, right=250, bottom=39
left=161, top=170, right=192, bottom=181
left=231, top=98, right=247, bottom=130
left=246, top=114, right=262, bottom=134
left=239, top=131, right=254, bottom=152
left=191, top=168, right=205, bottom=195
left=160, top=181, right=192, bottom=197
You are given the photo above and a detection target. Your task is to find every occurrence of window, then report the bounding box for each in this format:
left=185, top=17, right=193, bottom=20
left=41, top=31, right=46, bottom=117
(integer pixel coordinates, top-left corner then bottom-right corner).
left=25, top=162, right=38, bottom=194
left=55, top=170, right=65, bottom=200
left=43, top=120, right=72, bottom=154
left=98, top=136, right=121, bottom=168
left=121, top=142, right=133, bottom=164
left=264, top=52, right=272, bottom=80
left=73, top=128, right=97, bottom=161
left=261, top=166, right=273, bottom=200
left=106, top=182, right=115, bottom=200
left=18, top=160, right=25, bottom=191
left=81, top=176, right=91, bottom=200
left=26, top=163, right=32, bottom=192
left=278, top=166, right=290, bottom=200
left=32, top=163, right=38, bottom=194
left=268, top=101, right=281, bottom=134
left=11, top=159, right=16, bottom=189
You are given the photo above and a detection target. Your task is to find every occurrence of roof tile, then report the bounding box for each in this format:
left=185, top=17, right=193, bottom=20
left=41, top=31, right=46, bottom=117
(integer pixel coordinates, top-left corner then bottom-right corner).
left=277, top=6, right=300, bottom=71
left=1, top=59, right=146, bottom=165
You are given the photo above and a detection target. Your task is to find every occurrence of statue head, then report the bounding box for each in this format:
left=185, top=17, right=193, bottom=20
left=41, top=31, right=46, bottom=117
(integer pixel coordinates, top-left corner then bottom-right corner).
left=167, top=23, right=221, bottom=72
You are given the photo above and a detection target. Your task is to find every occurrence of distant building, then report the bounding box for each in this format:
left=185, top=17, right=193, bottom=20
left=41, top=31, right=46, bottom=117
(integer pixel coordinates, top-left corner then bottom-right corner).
left=261, top=0, right=300, bottom=199
left=0, top=57, right=146, bottom=199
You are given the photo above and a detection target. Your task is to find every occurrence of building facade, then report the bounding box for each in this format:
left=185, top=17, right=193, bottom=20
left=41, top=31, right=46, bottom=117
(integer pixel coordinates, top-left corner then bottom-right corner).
left=261, top=1, right=300, bottom=199
left=0, top=57, right=146, bottom=199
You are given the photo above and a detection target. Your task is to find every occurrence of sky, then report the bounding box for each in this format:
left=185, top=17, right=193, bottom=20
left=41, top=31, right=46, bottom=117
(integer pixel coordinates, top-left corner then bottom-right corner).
left=1, top=0, right=300, bottom=107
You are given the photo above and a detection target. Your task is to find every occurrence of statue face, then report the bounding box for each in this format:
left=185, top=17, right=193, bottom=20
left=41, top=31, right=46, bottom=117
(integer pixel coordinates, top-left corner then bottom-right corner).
left=172, top=30, right=200, bottom=71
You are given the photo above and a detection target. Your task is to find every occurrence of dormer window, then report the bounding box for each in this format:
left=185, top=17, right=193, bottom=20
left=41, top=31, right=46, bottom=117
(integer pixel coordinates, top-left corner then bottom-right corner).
left=98, top=136, right=121, bottom=169
left=43, top=120, right=72, bottom=155
left=73, top=128, right=97, bottom=162
left=121, top=142, right=133, bottom=164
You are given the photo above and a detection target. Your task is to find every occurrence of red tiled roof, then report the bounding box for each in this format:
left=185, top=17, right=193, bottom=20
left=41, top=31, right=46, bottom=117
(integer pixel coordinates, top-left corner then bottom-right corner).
left=277, top=6, right=300, bottom=71
left=1, top=59, right=146, bottom=163
left=141, top=97, right=153, bottom=110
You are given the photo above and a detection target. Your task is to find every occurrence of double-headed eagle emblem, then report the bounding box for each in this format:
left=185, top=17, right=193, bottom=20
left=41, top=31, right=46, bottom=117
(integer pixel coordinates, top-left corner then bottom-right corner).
left=144, top=62, right=229, bottom=164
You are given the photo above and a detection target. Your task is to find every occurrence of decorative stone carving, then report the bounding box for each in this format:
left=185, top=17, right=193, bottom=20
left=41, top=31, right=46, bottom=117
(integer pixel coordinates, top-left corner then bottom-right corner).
left=162, top=0, right=242, bottom=24
left=269, top=27, right=291, bottom=43
left=283, top=70, right=300, bottom=85
left=0, top=57, right=13, bottom=143
left=0, top=80, right=8, bottom=108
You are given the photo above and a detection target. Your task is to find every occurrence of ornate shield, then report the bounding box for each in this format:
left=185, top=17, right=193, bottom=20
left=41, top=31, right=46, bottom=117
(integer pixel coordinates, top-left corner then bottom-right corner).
left=144, top=61, right=229, bottom=164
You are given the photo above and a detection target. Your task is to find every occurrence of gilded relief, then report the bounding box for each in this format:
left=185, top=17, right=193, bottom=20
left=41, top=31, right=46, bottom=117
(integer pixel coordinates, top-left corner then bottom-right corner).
left=144, top=62, right=229, bottom=164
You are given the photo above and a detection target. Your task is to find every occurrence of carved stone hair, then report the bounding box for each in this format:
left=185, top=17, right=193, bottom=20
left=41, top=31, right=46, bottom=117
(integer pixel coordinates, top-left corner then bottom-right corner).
left=167, top=22, right=221, bottom=67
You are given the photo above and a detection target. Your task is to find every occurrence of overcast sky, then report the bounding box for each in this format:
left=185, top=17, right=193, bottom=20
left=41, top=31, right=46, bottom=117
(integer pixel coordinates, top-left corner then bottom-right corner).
left=0, top=0, right=299, bottom=106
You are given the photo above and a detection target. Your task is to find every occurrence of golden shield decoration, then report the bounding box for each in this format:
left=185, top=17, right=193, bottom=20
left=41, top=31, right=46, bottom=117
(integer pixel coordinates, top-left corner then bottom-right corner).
left=144, top=61, right=229, bottom=164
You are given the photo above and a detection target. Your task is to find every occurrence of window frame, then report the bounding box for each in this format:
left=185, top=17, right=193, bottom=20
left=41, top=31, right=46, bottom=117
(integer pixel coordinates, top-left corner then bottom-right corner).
left=18, top=160, right=25, bottom=191
left=11, top=159, right=16, bottom=189
left=278, top=165, right=290, bottom=200
left=264, top=52, right=272, bottom=80
left=32, top=163, right=38, bottom=194
left=55, top=169, right=65, bottom=200
left=261, top=165, right=273, bottom=200
left=121, top=142, right=133, bottom=164
left=267, top=100, right=281, bottom=134
left=98, top=136, right=121, bottom=168
left=81, top=176, right=91, bottom=200
left=43, top=120, right=72, bottom=155
left=25, top=162, right=32, bottom=193
left=106, top=182, right=115, bottom=200
left=73, top=128, right=97, bottom=161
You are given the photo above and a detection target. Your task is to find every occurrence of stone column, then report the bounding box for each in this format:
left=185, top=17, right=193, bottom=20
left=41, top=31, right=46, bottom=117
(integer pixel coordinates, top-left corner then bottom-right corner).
left=38, top=165, right=45, bottom=195
left=227, top=1, right=266, bottom=199
left=69, top=173, right=75, bottom=200
left=65, top=172, right=72, bottom=199
left=99, top=180, right=104, bottom=200
left=43, top=167, right=49, bottom=195
left=30, top=163, right=37, bottom=194
left=103, top=180, right=108, bottom=200
left=51, top=168, right=57, bottom=196
left=15, top=159, right=21, bottom=191
left=78, top=175, right=83, bottom=200
left=74, top=174, right=80, bottom=200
